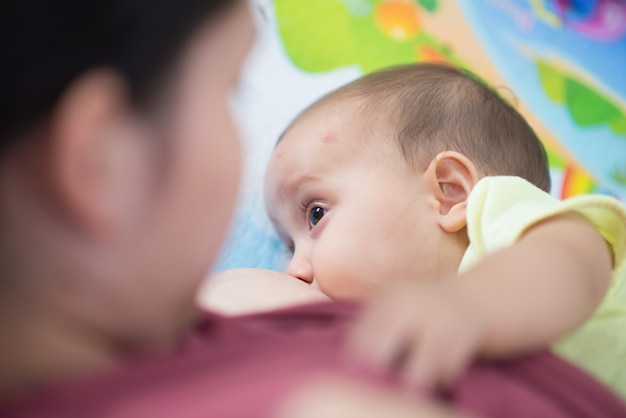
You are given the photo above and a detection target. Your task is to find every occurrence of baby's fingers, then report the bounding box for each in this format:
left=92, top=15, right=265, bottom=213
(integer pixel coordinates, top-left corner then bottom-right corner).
left=346, top=300, right=416, bottom=371
left=402, top=324, right=475, bottom=391
left=401, top=324, right=447, bottom=390
left=437, top=331, right=480, bottom=388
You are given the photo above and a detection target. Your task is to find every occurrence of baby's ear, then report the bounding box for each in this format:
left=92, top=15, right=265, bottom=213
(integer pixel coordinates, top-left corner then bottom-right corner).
left=423, top=151, right=479, bottom=233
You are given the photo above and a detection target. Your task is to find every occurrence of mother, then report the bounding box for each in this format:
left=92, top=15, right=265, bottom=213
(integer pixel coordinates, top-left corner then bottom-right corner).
left=0, top=1, right=623, bottom=417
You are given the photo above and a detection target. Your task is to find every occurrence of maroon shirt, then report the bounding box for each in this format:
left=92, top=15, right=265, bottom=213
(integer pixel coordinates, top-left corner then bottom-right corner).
left=1, top=301, right=624, bottom=417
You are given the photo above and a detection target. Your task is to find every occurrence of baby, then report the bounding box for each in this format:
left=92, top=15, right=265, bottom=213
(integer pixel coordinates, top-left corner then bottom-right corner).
left=208, top=63, right=626, bottom=396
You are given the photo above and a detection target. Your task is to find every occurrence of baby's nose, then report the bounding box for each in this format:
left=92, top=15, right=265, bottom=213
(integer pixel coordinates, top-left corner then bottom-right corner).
left=286, top=253, right=314, bottom=284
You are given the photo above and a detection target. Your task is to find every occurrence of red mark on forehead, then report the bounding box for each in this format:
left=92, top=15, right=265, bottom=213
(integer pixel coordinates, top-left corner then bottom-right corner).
left=319, top=132, right=336, bottom=143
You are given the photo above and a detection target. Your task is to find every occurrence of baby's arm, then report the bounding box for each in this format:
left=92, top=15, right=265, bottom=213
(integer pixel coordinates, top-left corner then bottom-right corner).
left=198, top=268, right=330, bottom=315
left=347, top=212, right=612, bottom=388
left=459, top=212, right=612, bottom=353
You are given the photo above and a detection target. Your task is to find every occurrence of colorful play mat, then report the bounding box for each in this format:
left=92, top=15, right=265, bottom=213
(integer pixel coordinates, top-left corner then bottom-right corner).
left=216, top=0, right=626, bottom=271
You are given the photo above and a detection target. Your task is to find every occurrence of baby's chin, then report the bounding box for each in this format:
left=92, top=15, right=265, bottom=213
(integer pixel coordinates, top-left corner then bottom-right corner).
left=197, top=268, right=330, bottom=315
left=313, top=274, right=381, bottom=302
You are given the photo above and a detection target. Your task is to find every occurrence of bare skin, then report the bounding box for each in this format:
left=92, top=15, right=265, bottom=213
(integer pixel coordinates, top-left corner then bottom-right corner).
left=0, top=3, right=476, bottom=416
left=275, top=376, right=473, bottom=418
left=0, top=1, right=255, bottom=398
left=260, top=97, right=615, bottom=390
left=347, top=213, right=612, bottom=388
left=199, top=268, right=330, bottom=316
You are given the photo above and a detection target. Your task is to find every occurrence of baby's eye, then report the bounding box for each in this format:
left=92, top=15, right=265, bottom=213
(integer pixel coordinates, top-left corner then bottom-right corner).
left=309, top=206, right=327, bottom=228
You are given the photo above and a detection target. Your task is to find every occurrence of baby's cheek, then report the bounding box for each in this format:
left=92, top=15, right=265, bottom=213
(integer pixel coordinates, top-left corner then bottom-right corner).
left=314, top=245, right=382, bottom=300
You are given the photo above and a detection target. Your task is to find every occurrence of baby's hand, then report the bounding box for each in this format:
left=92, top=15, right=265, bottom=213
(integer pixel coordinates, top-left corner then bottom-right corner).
left=345, top=279, right=485, bottom=390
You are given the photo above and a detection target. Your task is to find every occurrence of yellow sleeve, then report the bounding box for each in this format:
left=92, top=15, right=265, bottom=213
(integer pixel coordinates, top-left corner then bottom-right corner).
left=460, top=176, right=626, bottom=397
left=459, top=176, right=626, bottom=296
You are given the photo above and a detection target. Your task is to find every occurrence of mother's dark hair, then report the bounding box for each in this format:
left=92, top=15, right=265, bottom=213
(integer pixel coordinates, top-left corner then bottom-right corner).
left=0, top=0, right=237, bottom=152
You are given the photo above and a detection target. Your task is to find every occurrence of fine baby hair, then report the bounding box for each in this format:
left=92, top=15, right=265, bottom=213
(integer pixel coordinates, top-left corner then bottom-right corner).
left=285, top=63, right=551, bottom=192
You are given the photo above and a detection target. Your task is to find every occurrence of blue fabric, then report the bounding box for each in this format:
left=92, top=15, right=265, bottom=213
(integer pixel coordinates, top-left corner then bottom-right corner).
left=213, top=207, right=289, bottom=272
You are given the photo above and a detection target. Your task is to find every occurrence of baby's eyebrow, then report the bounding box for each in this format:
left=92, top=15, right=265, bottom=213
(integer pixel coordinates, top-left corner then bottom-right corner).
left=281, top=174, right=321, bottom=197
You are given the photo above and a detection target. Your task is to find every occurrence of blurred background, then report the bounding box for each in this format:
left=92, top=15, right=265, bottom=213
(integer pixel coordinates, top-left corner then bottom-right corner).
left=216, top=0, right=626, bottom=272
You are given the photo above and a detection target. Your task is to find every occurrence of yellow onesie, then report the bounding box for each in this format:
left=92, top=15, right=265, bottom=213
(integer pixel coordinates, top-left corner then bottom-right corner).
left=459, top=176, right=626, bottom=399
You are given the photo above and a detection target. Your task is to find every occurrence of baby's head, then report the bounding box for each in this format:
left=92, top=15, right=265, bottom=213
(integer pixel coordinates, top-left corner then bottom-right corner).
left=264, top=63, right=549, bottom=299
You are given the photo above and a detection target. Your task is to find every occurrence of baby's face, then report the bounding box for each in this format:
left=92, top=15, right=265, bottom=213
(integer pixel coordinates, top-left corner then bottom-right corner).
left=264, top=100, right=445, bottom=299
